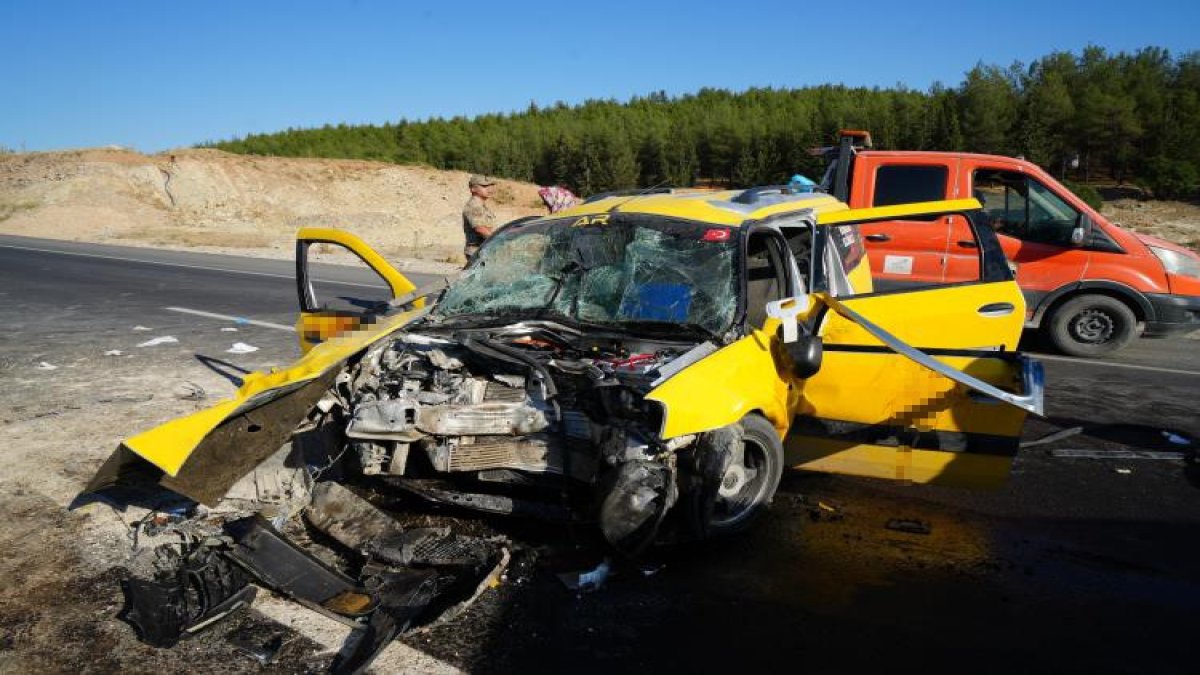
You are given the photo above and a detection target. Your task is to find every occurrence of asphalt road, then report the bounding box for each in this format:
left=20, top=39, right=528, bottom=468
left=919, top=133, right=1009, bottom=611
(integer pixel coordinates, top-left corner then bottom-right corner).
left=3, top=234, right=1198, bottom=674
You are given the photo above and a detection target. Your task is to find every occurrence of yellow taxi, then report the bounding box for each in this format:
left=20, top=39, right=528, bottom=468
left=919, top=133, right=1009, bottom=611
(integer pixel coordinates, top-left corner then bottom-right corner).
left=88, top=187, right=1042, bottom=553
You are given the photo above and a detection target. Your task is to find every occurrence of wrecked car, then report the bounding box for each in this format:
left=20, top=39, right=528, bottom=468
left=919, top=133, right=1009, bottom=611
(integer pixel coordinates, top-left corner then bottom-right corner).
left=82, top=190, right=1043, bottom=664
left=89, top=190, right=1044, bottom=546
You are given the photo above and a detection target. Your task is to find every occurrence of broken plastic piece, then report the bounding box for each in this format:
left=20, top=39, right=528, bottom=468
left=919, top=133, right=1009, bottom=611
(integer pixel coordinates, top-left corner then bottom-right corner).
left=137, top=336, right=178, bottom=347
left=228, top=632, right=285, bottom=666
left=558, top=558, right=611, bottom=593
left=173, top=381, right=206, bottom=401
left=120, top=544, right=256, bottom=648
left=1162, top=431, right=1192, bottom=446
left=35, top=361, right=58, bottom=370
left=330, top=569, right=441, bottom=675
left=599, top=461, right=673, bottom=555
left=384, top=477, right=572, bottom=521
left=223, top=515, right=376, bottom=619
left=306, top=482, right=452, bottom=567
left=885, top=518, right=932, bottom=535
left=226, top=342, right=259, bottom=354
left=809, top=500, right=845, bottom=522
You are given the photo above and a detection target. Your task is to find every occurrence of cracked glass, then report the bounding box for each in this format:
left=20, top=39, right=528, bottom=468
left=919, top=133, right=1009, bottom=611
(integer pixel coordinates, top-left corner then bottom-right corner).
left=433, top=215, right=738, bottom=336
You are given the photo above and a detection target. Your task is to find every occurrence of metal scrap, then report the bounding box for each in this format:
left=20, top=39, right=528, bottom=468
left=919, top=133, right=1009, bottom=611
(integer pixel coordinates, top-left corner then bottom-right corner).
left=1020, top=426, right=1084, bottom=448
left=1049, top=448, right=1187, bottom=460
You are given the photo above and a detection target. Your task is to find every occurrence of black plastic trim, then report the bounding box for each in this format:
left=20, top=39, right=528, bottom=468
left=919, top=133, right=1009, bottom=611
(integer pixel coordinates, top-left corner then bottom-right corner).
left=822, top=343, right=1017, bottom=360
left=1143, top=292, right=1200, bottom=336
left=1085, top=222, right=1126, bottom=253
left=790, top=415, right=1019, bottom=457
left=1029, top=281, right=1156, bottom=327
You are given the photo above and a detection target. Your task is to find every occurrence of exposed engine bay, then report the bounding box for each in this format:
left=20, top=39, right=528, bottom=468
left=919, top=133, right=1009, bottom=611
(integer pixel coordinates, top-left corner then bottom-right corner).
left=330, top=321, right=712, bottom=554
left=104, top=323, right=733, bottom=671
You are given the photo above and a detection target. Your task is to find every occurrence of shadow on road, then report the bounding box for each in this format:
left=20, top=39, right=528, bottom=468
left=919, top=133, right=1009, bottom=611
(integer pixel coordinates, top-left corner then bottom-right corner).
left=195, top=354, right=252, bottom=387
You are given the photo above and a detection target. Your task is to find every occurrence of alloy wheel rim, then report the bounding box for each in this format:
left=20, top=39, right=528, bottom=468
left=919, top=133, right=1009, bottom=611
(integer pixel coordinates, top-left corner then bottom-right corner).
left=711, top=439, right=769, bottom=528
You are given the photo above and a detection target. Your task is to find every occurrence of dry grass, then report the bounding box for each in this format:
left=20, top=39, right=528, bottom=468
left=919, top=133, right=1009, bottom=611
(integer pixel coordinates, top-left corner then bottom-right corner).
left=0, top=200, right=38, bottom=222
left=490, top=184, right=517, bottom=205
left=125, top=226, right=275, bottom=249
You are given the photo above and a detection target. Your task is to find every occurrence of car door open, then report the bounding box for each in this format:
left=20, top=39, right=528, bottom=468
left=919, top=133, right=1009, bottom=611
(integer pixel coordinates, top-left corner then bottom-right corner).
left=295, top=227, right=421, bottom=353
left=785, top=202, right=1043, bottom=489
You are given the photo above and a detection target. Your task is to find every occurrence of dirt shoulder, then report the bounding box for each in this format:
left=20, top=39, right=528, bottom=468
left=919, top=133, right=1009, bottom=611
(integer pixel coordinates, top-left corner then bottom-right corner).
left=1101, top=198, right=1200, bottom=250
left=0, top=147, right=545, bottom=268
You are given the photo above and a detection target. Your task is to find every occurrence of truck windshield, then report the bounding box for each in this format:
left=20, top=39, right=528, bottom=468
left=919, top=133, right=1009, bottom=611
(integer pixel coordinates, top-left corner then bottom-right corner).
left=433, top=214, right=739, bottom=336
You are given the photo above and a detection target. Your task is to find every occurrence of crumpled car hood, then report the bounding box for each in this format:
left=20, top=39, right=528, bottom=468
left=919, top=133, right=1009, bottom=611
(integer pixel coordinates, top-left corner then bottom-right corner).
left=85, top=308, right=426, bottom=504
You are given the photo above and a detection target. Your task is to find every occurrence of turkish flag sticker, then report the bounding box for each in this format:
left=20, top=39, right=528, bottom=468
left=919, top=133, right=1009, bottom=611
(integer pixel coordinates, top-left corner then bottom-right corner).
left=702, top=228, right=731, bottom=242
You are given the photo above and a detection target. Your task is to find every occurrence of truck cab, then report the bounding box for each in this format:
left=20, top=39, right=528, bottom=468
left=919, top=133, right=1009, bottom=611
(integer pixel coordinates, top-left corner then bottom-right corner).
left=825, top=131, right=1200, bottom=356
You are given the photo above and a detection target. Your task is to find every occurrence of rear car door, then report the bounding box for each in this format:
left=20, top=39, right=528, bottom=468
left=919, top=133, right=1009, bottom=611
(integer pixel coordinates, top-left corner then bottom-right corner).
left=859, top=160, right=959, bottom=290
left=295, top=227, right=421, bottom=353
left=787, top=203, right=1041, bottom=488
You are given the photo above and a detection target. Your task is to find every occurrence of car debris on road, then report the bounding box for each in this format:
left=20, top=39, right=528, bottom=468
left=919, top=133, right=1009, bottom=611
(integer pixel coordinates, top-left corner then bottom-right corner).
left=226, top=342, right=259, bottom=354
left=136, top=336, right=178, bottom=347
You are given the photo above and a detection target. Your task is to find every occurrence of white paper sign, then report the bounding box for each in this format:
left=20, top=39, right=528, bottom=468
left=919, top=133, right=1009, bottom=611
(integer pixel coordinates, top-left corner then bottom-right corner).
left=882, top=255, right=914, bottom=275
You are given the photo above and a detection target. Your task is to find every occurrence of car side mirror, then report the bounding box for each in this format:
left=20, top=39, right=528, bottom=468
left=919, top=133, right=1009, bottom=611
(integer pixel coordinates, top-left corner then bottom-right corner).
left=780, top=332, right=823, bottom=378
left=1071, top=215, right=1092, bottom=246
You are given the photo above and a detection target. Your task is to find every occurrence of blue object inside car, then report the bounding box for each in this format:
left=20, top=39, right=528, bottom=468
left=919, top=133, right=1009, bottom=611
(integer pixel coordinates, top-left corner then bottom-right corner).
left=619, top=282, right=691, bottom=322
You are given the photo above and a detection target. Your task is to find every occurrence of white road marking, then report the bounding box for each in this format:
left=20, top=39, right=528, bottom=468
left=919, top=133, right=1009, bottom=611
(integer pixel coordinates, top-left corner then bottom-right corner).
left=8, top=242, right=1199, bottom=377
left=165, top=306, right=296, bottom=332
left=1033, top=353, right=1200, bottom=377
left=0, top=242, right=385, bottom=288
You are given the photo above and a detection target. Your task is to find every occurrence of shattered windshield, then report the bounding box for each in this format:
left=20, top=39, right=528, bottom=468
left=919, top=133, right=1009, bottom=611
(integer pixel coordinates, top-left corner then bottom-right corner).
left=433, top=214, right=739, bottom=336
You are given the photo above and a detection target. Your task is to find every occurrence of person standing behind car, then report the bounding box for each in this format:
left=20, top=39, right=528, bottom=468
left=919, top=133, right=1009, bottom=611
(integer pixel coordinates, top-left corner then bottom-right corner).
left=462, top=174, right=497, bottom=261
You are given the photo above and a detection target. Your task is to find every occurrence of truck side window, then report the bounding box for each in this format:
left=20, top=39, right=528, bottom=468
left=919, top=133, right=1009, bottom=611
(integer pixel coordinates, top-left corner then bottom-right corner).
left=872, top=165, right=948, bottom=207
left=974, top=170, right=1080, bottom=246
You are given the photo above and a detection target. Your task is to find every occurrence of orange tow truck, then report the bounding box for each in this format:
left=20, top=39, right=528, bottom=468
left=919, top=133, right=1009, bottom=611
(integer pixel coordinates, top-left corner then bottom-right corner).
left=820, top=130, right=1200, bottom=356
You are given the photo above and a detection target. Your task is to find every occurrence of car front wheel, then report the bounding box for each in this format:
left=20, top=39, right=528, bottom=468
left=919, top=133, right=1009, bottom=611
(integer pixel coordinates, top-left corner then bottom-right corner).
left=682, top=414, right=784, bottom=539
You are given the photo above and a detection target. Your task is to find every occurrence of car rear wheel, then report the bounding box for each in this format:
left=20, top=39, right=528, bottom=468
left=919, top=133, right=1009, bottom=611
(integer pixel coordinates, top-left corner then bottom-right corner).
left=683, top=414, right=784, bottom=539
left=1046, top=294, right=1137, bottom=357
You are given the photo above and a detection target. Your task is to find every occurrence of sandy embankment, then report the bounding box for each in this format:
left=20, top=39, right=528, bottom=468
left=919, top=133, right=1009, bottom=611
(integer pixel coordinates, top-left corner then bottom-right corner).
left=0, top=147, right=546, bottom=273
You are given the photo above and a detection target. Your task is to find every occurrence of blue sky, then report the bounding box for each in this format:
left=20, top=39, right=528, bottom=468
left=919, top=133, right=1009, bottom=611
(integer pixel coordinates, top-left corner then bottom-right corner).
left=2, top=0, right=1197, bottom=153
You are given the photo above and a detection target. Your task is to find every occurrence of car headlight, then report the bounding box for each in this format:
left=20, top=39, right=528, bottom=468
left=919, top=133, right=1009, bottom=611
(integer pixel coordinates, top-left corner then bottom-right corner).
left=1149, top=246, right=1200, bottom=280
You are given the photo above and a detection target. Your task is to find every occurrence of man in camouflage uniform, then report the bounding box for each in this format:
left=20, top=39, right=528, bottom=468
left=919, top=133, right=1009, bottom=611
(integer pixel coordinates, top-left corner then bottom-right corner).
left=462, top=174, right=497, bottom=261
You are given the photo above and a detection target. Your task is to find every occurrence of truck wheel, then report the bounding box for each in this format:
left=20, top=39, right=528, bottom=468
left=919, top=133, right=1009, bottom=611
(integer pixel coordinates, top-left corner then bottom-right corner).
left=1046, top=294, right=1137, bottom=357
left=683, top=415, right=784, bottom=540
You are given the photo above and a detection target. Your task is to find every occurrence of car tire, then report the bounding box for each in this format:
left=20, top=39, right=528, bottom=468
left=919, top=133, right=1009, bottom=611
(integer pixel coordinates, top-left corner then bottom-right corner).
left=682, top=414, right=784, bottom=540
left=1046, top=294, right=1137, bottom=357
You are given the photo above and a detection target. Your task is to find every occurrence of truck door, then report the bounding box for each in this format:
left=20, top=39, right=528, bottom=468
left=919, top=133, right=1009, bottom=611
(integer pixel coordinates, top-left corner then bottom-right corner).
left=295, top=228, right=421, bottom=353
left=970, top=168, right=1090, bottom=318
left=787, top=203, right=1040, bottom=489
left=859, top=159, right=960, bottom=290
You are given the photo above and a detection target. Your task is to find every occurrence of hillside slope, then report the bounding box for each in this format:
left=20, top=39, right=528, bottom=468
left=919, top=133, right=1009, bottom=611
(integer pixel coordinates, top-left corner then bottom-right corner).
left=1, top=148, right=1195, bottom=271
left=0, top=148, right=544, bottom=267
